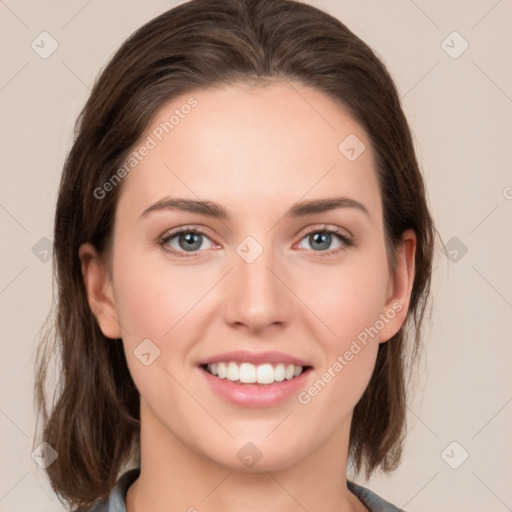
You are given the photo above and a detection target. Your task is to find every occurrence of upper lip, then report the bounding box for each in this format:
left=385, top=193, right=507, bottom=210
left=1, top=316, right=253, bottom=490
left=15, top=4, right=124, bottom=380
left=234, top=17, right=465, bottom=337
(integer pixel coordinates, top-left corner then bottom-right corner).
left=198, top=350, right=312, bottom=368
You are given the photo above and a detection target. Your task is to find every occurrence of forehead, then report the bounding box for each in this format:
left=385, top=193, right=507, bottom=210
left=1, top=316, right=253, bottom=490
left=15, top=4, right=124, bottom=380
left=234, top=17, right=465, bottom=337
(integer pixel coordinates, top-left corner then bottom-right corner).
left=117, top=81, right=382, bottom=225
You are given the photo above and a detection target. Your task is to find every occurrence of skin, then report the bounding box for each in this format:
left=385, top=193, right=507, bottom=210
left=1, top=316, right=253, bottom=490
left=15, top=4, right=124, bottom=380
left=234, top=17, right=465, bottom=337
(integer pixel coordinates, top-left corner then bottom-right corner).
left=80, top=80, right=416, bottom=512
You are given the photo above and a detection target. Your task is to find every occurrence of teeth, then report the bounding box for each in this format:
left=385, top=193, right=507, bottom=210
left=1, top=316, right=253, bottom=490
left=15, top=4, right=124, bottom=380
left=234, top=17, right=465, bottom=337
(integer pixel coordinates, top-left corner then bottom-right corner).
left=226, top=362, right=239, bottom=381
left=239, top=362, right=256, bottom=383
left=205, top=362, right=305, bottom=384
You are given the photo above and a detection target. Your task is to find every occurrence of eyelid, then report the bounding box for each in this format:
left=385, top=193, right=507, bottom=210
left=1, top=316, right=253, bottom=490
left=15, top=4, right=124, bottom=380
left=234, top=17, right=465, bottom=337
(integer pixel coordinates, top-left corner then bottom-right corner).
left=296, top=223, right=352, bottom=240
left=160, top=225, right=214, bottom=242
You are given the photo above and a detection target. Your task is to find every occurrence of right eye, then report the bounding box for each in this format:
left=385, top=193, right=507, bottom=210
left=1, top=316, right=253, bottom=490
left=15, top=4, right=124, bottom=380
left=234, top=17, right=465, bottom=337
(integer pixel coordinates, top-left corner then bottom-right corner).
left=159, top=227, right=218, bottom=258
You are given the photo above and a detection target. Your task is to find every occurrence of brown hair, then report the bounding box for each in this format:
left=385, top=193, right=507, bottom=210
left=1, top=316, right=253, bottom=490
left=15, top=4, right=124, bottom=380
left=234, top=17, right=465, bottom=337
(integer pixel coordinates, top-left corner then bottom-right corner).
left=35, top=0, right=437, bottom=508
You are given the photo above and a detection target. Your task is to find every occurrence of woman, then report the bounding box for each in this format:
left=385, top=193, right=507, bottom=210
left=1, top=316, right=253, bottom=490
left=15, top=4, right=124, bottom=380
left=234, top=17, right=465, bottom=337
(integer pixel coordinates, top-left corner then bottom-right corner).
left=35, top=0, right=436, bottom=511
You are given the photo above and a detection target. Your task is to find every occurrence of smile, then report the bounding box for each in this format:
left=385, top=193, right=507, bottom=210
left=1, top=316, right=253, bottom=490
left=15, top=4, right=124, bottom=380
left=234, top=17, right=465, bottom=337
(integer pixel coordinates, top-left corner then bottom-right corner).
left=204, top=362, right=307, bottom=385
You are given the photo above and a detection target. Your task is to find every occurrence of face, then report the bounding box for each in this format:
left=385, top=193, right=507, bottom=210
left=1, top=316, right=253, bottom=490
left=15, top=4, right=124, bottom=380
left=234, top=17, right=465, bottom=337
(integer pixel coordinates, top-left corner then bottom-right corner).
left=82, top=81, right=415, bottom=473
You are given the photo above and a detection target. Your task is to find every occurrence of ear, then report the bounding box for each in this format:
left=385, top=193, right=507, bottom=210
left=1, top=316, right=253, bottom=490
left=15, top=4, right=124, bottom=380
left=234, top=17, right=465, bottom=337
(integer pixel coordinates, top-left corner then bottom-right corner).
left=379, top=229, right=416, bottom=343
left=78, top=243, right=122, bottom=340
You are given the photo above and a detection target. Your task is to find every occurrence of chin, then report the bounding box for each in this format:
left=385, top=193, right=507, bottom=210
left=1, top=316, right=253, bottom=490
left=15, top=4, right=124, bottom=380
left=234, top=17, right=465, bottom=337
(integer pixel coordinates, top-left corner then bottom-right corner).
left=201, top=435, right=307, bottom=473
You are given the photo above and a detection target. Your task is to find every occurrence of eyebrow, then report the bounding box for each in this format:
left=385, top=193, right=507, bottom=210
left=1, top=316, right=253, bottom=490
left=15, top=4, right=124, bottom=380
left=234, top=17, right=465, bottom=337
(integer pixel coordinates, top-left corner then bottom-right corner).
left=140, top=196, right=370, bottom=220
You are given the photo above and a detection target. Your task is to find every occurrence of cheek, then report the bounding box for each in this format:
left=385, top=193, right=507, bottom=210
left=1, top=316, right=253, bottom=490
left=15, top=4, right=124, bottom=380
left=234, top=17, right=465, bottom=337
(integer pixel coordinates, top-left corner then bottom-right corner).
left=300, top=256, right=390, bottom=346
left=111, top=253, right=208, bottom=414
left=295, top=276, right=384, bottom=423
left=112, top=249, right=209, bottom=342
left=295, top=252, right=388, bottom=400
left=110, top=248, right=224, bottom=392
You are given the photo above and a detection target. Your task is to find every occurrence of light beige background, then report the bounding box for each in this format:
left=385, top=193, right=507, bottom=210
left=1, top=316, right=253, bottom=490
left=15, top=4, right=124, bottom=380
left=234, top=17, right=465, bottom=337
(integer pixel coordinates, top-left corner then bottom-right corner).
left=1, top=1, right=511, bottom=511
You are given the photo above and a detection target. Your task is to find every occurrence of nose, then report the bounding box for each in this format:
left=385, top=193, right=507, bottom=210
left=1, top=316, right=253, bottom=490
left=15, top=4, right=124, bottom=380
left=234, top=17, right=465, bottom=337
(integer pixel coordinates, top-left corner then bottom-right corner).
left=222, top=241, right=294, bottom=334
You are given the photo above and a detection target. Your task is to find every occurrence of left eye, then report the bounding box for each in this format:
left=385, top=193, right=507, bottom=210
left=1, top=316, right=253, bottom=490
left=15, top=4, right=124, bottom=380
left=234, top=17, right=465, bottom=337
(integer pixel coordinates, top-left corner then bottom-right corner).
left=297, top=229, right=349, bottom=252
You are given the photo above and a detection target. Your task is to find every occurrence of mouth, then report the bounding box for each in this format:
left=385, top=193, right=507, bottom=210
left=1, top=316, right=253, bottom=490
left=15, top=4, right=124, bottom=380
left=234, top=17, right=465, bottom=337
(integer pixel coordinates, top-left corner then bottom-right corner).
left=197, top=350, right=314, bottom=407
left=200, top=361, right=313, bottom=385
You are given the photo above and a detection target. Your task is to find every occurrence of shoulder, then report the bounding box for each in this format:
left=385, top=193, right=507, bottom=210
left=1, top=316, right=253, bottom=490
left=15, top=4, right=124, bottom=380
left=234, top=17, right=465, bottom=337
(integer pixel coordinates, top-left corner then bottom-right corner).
left=347, top=480, right=406, bottom=512
left=81, top=469, right=140, bottom=512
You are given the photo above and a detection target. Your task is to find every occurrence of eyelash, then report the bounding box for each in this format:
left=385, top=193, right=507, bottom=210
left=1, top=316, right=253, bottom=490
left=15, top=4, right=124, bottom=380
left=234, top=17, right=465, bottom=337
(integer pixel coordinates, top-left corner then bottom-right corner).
left=159, top=225, right=353, bottom=259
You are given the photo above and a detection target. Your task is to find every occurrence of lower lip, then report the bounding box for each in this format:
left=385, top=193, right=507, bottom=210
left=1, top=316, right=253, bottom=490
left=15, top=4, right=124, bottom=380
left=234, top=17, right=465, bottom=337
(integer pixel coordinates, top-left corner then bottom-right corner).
left=199, top=366, right=312, bottom=408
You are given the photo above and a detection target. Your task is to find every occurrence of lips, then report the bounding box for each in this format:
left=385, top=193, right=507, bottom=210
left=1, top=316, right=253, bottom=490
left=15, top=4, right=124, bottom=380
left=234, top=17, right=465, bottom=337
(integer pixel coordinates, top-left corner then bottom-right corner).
left=197, top=350, right=313, bottom=407
left=197, top=350, right=312, bottom=368
left=199, top=365, right=312, bottom=408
